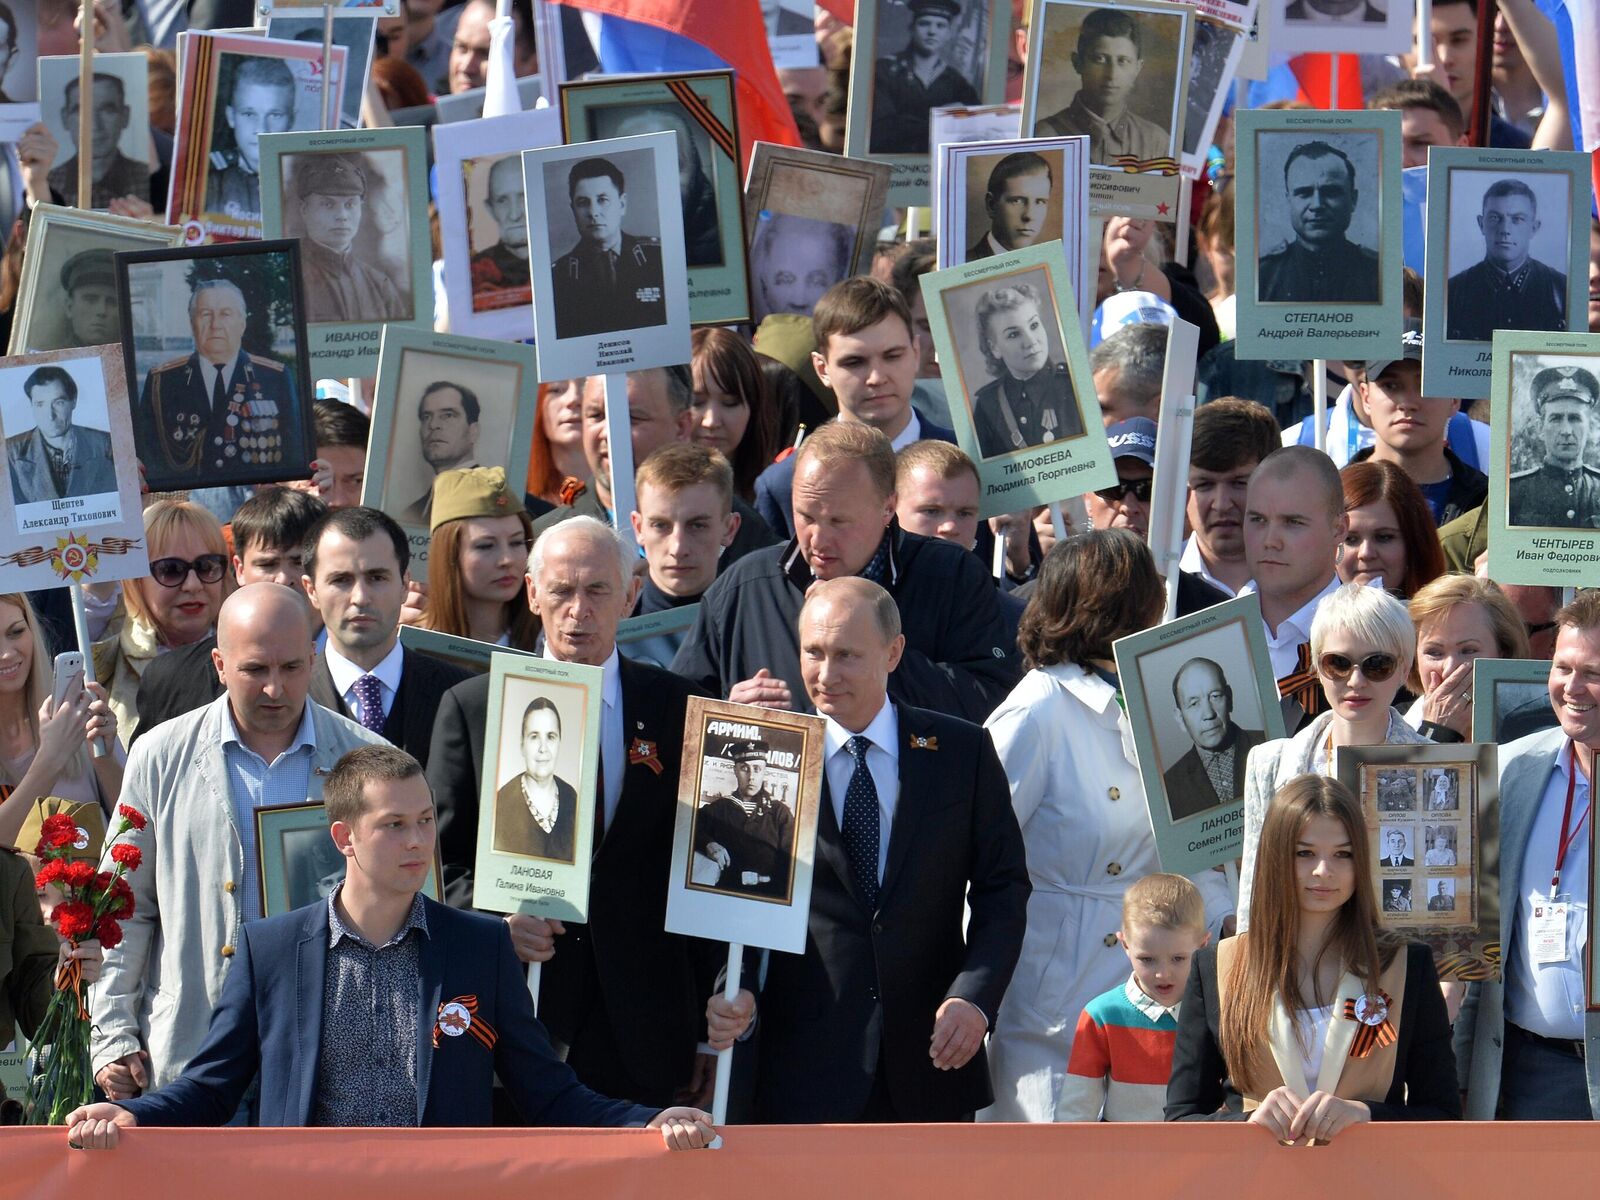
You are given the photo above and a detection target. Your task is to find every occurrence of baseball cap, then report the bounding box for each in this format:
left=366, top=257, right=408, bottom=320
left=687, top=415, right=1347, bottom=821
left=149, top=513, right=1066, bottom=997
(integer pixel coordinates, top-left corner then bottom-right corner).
left=1363, top=320, right=1423, bottom=380
left=1090, top=291, right=1178, bottom=348
left=1105, top=417, right=1157, bottom=467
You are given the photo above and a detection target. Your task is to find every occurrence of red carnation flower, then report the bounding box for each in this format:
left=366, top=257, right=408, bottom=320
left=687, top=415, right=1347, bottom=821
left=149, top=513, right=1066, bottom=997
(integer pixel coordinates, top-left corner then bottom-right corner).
left=33, top=859, right=67, bottom=887
left=95, top=918, right=123, bottom=951
left=104, top=876, right=135, bottom=918
left=110, top=844, right=143, bottom=873
left=53, top=900, right=95, bottom=941
left=117, top=805, right=147, bottom=832
left=64, top=861, right=97, bottom=889
left=36, top=813, right=79, bottom=854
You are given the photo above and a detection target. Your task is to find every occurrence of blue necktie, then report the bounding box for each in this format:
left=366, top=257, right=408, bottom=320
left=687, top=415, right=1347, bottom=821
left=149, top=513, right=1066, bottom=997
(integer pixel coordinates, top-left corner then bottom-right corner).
left=352, top=674, right=386, bottom=733
left=842, top=736, right=880, bottom=910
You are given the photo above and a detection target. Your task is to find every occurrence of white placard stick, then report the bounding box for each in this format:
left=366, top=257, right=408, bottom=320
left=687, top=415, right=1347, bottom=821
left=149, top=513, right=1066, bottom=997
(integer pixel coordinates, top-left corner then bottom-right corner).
left=708, top=942, right=743, bottom=1146
left=1049, top=501, right=1067, bottom=543
left=69, top=584, right=107, bottom=759
left=992, top=528, right=1007, bottom=580
left=1311, top=361, right=1329, bottom=453
left=1148, top=318, right=1200, bottom=624
left=1329, top=52, right=1341, bottom=109
left=320, top=5, right=336, bottom=131
left=1417, top=0, right=1434, bottom=66
left=77, top=0, right=95, bottom=204
left=603, top=372, right=639, bottom=560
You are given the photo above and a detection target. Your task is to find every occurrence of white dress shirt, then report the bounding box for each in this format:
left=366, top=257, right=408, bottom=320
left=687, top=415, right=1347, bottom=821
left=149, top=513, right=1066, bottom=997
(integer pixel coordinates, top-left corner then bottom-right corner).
left=1178, top=535, right=1239, bottom=598
left=888, top=411, right=923, bottom=453
left=1505, top=746, right=1590, bottom=1040
left=200, top=358, right=236, bottom=407
left=324, top=640, right=404, bottom=727
left=1239, top=572, right=1342, bottom=678
left=822, top=699, right=900, bottom=883
left=544, top=644, right=624, bottom=828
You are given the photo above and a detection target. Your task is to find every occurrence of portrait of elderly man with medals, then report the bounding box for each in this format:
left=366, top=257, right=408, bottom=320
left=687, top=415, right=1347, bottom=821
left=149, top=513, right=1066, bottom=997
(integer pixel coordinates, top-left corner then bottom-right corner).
left=968, top=280, right=1082, bottom=458
left=1508, top=364, right=1600, bottom=529
left=692, top=738, right=795, bottom=900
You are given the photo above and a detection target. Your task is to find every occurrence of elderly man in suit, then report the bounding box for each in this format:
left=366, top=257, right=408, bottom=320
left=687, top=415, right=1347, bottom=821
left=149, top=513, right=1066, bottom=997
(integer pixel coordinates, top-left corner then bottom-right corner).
left=708, top=576, right=1030, bottom=1121
left=427, top=515, right=722, bottom=1109
left=1161, top=657, right=1266, bottom=820
left=89, top=585, right=389, bottom=1106
left=64, top=745, right=716, bottom=1147
left=7, top=365, right=118, bottom=506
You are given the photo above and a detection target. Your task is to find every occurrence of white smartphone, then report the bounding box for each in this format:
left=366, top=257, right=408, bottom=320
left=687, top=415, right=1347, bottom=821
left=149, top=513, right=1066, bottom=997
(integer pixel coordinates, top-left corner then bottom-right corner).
left=51, top=652, right=84, bottom=709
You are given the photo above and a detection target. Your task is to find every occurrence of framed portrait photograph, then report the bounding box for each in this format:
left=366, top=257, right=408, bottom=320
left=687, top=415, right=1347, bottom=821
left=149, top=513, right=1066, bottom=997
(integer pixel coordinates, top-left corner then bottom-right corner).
left=1335, top=741, right=1499, bottom=981
left=265, top=14, right=378, bottom=129
left=920, top=240, right=1114, bottom=517
left=1233, top=107, right=1403, bottom=362
left=472, top=652, right=601, bottom=922
left=8, top=205, right=183, bottom=356
left=256, top=802, right=439, bottom=919
left=560, top=70, right=750, bottom=327
left=37, top=53, right=152, bottom=211
left=398, top=625, right=535, bottom=675
left=115, top=239, right=314, bottom=493
left=523, top=131, right=692, bottom=381
left=1020, top=0, right=1192, bottom=218
left=1268, top=0, right=1413, bottom=57
left=1471, top=657, right=1559, bottom=745
left=1113, top=594, right=1287, bottom=875
left=1421, top=147, right=1591, bottom=401
left=0, top=345, right=149, bottom=592
left=1486, top=332, right=1600, bottom=585
left=1179, top=17, right=1245, bottom=180
left=258, top=125, right=433, bottom=379
left=928, top=101, right=1021, bottom=201
left=665, top=697, right=825, bottom=954
left=0, top=0, right=39, bottom=142
left=433, top=106, right=563, bottom=342
left=362, top=325, right=538, bottom=574
left=845, top=0, right=1010, bottom=206
left=744, top=142, right=892, bottom=326
left=167, top=33, right=348, bottom=243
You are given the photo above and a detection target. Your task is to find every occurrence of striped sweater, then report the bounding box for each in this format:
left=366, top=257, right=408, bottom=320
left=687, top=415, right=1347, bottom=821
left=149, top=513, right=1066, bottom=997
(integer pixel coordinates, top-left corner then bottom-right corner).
left=1057, top=975, right=1180, bottom=1122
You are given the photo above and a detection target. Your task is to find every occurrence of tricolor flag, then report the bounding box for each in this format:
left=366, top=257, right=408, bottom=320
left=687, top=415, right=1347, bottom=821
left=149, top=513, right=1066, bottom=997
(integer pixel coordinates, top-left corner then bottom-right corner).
left=1246, top=52, right=1365, bottom=109
left=1535, top=0, right=1599, bottom=153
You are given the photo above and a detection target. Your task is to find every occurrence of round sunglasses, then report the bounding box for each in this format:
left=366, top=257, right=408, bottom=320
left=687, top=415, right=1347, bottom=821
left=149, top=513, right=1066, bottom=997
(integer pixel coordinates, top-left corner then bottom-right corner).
left=1317, top=651, right=1399, bottom=683
left=150, top=554, right=229, bottom=588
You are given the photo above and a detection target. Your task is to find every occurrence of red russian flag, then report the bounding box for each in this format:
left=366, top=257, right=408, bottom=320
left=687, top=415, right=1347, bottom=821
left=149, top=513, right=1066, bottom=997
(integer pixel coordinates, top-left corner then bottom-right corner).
left=1287, top=52, right=1365, bottom=109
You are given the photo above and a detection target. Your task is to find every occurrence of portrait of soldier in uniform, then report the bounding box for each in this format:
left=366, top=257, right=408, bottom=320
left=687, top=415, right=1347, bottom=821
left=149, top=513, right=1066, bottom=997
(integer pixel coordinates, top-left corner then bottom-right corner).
left=493, top=696, right=578, bottom=864
left=693, top=739, right=795, bottom=900
left=1446, top=177, right=1568, bottom=342
left=206, top=58, right=298, bottom=224
left=592, top=103, right=722, bottom=268
left=1035, top=7, right=1170, bottom=167
left=967, top=152, right=1053, bottom=261
left=1507, top=364, right=1600, bottom=530
left=400, top=381, right=483, bottom=525
left=54, top=249, right=122, bottom=351
left=289, top=153, right=409, bottom=325
left=6, top=365, right=117, bottom=506
left=1427, top=880, right=1455, bottom=912
left=1159, top=657, right=1267, bottom=821
left=48, top=73, right=147, bottom=210
left=967, top=280, right=1083, bottom=458
left=870, top=0, right=979, bottom=155
left=133, top=276, right=300, bottom=486
left=550, top=156, right=667, bottom=340
left=1258, top=138, right=1381, bottom=304
left=469, top=155, right=531, bottom=311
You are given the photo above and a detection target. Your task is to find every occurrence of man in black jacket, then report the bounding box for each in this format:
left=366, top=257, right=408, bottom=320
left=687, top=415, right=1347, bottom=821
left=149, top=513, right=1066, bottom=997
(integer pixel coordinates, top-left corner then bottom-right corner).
left=707, top=576, right=1029, bottom=1121
left=301, top=506, right=471, bottom=768
left=427, top=515, right=719, bottom=1109
left=672, top=421, right=1018, bottom=724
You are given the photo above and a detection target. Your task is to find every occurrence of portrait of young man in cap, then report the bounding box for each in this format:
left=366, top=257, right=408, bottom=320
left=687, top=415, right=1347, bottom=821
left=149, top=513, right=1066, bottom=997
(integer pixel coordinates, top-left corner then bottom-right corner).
left=870, top=0, right=979, bottom=155
left=291, top=153, right=409, bottom=324
left=55, top=249, right=122, bottom=350
left=1507, top=364, right=1600, bottom=529
left=691, top=738, right=795, bottom=900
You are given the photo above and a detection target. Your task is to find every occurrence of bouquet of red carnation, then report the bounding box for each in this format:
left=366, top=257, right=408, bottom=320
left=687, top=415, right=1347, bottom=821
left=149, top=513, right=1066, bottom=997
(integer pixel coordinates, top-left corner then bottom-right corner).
left=23, top=803, right=146, bottom=1125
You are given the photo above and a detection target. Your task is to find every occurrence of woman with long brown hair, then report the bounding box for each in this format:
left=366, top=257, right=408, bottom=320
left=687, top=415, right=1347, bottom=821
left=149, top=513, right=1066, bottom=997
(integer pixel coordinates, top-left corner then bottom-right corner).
left=1166, top=775, right=1459, bottom=1136
left=415, top=467, right=541, bottom=650
left=690, top=327, right=779, bottom=502
left=1337, top=460, right=1445, bottom=600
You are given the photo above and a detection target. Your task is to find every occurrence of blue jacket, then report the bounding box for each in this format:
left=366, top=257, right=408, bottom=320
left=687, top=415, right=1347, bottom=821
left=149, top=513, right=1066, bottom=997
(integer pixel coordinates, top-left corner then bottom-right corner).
left=119, top=897, right=659, bottom=1129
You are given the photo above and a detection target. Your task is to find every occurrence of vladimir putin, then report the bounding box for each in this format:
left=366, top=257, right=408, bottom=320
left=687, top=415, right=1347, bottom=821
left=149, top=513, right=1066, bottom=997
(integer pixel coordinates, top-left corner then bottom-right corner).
left=551, top=157, right=666, bottom=339
left=470, top=155, right=531, bottom=304
left=48, top=74, right=145, bottom=210
left=968, top=153, right=1052, bottom=261
left=7, top=365, right=118, bottom=506
left=1257, top=140, right=1380, bottom=303
left=294, top=154, right=408, bottom=324
left=692, top=739, right=794, bottom=900
left=1446, top=179, right=1568, bottom=341
left=1507, top=365, right=1600, bottom=529
left=401, top=381, right=482, bottom=524
left=1160, top=656, right=1267, bottom=821
left=205, top=58, right=297, bottom=223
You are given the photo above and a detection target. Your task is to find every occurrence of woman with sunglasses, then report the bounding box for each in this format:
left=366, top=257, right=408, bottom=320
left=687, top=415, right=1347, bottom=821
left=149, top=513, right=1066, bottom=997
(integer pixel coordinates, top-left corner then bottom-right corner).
left=1404, top=575, right=1530, bottom=742
left=91, top=500, right=229, bottom=746
left=1235, top=584, right=1429, bottom=929
left=979, top=530, right=1235, bottom=1122
left=1166, top=774, right=1460, bottom=1134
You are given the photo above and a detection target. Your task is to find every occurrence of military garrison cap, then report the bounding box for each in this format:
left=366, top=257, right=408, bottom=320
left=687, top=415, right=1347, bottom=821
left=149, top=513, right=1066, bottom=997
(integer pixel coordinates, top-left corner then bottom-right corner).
left=297, top=155, right=367, bottom=199
left=60, top=248, right=116, bottom=294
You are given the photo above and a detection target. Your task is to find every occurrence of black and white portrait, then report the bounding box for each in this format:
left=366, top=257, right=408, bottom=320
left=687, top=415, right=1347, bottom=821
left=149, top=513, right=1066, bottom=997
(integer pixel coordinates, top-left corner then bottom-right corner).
left=0, top=0, right=38, bottom=108
left=207, top=55, right=308, bottom=225
left=1505, top=353, right=1600, bottom=530
left=19, top=228, right=145, bottom=354
left=1377, top=825, right=1413, bottom=868
left=588, top=102, right=724, bottom=269
left=1375, top=767, right=1416, bottom=811
left=963, top=150, right=1061, bottom=261
left=267, top=14, right=376, bottom=130
left=1444, top=170, right=1571, bottom=342
left=1425, top=878, right=1456, bottom=912
left=39, top=54, right=151, bottom=211
left=118, top=242, right=313, bottom=493
left=466, top=153, right=531, bottom=315
left=749, top=210, right=853, bottom=324
left=1028, top=0, right=1183, bottom=166
left=280, top=150, right=414, bottom=325
left=2, top=359, right=120, bottom=526
left=541, top=149, right=668, bottom=340
left=492, top=692, right=582, bottom=865
left=1424, top=767, right=1461, bottom=812
left=1255, top=130, right=1383, bottom=304
left=282, top=826, right=348, bottom=908
left=688, top=723, right=804, bottom=904
left=1181, top=20, right=1239, bottom=159
left=868, top=0, right=984, bottom=155
left=1422, top=824, right=1458, bottom=866
left=1383, top=878, right=1413, bottom=913
left=1284, top=0, right=1385, bottom=25
left=938, top=265, right=1084, bottom=460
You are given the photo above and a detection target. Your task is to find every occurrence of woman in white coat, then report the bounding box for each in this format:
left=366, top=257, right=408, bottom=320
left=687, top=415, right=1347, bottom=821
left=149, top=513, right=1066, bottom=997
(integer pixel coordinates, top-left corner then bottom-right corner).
left=980, top=530, right=1235, bottom=1123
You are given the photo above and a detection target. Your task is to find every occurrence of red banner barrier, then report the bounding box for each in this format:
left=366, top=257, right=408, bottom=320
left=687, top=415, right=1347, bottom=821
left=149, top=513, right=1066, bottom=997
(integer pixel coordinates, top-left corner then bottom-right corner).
left=5, top=1122, right=1600, bottom=1200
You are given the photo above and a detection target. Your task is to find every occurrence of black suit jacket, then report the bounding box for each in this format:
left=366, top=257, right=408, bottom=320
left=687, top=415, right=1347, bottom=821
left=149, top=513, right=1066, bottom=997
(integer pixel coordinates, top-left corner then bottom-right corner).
left=753, top=703, right=1030, bottom=1123
left=1161, top=724, right=1268, bottom=820
left=426, top=655, right=715, bottom=1103
left=1165, top=940, right=1460, bottom=1121
left=308, top=646, right=472, bottom=768
left=130, top=635, right=222, bottom=744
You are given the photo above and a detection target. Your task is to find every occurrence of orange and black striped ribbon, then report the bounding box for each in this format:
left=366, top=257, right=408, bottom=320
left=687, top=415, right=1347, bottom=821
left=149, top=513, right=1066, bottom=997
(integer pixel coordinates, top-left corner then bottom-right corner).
left=1109, top=155, right=1180, bottom=176
left=1342, top=991, right=1397, bottom=1059
left=432, top=995, right=498, bottom=1050
left=1277, top=642, right=1328, bottom=721
left=666, top=80, right=737, bottom=163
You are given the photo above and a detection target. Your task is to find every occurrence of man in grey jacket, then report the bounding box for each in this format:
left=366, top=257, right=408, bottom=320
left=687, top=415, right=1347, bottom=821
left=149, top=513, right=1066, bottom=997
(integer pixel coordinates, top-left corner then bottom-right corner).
left=90, top=584, right=387, bottom=1105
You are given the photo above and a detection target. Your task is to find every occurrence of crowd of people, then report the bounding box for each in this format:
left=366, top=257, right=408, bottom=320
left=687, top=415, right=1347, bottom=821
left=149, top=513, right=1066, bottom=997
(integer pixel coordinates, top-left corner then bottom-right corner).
left=0, top=0, right=1597, bottom=1154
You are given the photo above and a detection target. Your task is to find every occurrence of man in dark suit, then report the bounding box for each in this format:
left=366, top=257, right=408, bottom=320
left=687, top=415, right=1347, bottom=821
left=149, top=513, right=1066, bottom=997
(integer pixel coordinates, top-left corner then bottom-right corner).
left=1257, top=141, right=1380, bottom=304
left=967, top=152, right=1053, bottom=262
left=427, top=515, right=720, bottom=1109
left=6, top=366, right=118, bottom=506
left=62, top=745, right=716, bottom=1147
left=708, top=576, right=1029, bottom=1121
left=1161, top=657, right=1267, bottom=821
left=302, top=506, right=472, bottom=769
left=1380, top=829, right=1415, bottom=868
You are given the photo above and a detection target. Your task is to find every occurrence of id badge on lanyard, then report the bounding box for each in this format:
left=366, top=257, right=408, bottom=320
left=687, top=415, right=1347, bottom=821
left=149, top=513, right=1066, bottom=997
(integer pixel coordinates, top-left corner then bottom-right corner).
left=1534, top=743, right=1589, bottom=965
